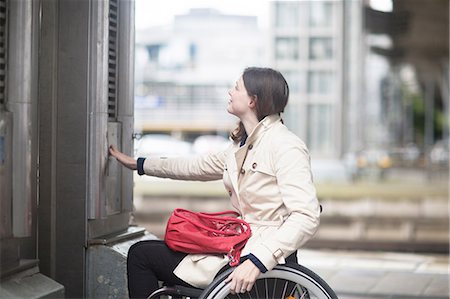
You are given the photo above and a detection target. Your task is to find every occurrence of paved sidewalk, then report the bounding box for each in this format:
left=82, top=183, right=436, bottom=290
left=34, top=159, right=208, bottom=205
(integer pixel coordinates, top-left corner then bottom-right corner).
left=299, top=249, right=449, bottom=298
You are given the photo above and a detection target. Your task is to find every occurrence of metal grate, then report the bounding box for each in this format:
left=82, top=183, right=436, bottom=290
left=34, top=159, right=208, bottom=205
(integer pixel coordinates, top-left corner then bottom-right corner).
left=0, top=0, right=6, bottom=107
left=107, top=0, right=118, bottom=121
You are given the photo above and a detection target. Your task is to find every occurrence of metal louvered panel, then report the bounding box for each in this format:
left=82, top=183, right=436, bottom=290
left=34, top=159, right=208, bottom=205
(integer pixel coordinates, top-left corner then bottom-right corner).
left=0, top=0, right=6, bottom=106
left=108, top=0, right=118, bottom=121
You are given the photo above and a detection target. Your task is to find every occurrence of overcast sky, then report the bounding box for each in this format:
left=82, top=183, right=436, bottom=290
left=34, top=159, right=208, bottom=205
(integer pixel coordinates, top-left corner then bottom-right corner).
left=135, top=0, right=393, bottom=29
left=135, top=0, right=270, bottom=29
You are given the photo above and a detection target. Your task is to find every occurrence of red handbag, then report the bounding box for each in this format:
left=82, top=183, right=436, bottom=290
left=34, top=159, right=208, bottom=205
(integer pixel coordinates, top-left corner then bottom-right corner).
left=164, top=208, right=252, bottom=266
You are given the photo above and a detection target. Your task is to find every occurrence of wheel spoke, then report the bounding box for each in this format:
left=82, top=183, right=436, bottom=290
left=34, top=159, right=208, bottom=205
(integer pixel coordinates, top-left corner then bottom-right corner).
left=264, top=277, right=269, bottom=299
left=254, top=280, right=260, bottom=299
left=281, top=280, right=288, bottom=299
left=295, top=284, right=310, bottom=299
left=299, top=285, right=307, bottom=299
left=287, top=282, right=296, bottom=298
left=271, top=278, right=277, bottom=299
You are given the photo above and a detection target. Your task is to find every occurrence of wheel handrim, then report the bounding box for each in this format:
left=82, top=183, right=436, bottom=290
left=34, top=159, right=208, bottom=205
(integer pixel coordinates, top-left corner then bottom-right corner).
left=204, top=266, right=333, bottom=299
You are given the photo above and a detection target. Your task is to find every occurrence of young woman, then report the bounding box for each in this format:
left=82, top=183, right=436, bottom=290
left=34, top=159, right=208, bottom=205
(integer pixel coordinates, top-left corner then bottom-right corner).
left=109, top=67, right=321, bottom=298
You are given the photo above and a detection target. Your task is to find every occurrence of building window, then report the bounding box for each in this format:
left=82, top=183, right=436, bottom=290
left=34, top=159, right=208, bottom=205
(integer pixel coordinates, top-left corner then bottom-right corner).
left=283, top=70, right=306, bottom=94
left=275, top=37, right=299, bottom=60
left=189, top=43, right=197, bottom=63
left=146, top=44, right=162, bottom=62
left=307, top=104, right=333, bottom=154
left=309, top=1, right=333, bottom=28
left=309, top=37, right=333, bottom=60
left=283, top=101, right=303, bottom=139
left=307, top=70, right=334, bottom=94
left=275, top=2, right=299, bottom=28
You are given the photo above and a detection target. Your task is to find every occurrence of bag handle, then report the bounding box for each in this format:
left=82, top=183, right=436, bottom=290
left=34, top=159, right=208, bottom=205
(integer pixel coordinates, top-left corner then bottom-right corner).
left=173, top=208, right=251, bottom=236
left=198, top=210, right=240, bottom=218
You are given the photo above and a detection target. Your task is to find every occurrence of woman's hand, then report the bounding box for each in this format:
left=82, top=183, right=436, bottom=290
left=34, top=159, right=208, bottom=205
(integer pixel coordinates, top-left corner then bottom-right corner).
left=109, top=145, right=137, bottom=170
left=225, top=259, right=261, bottom=294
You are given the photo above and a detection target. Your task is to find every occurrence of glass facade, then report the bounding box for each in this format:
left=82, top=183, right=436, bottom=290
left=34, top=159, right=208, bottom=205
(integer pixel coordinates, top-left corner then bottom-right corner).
left=283, top=70, right=306, bottom=94
left=309, top=37, right=333, bottom=60
left=307, top=70, right=334, bottom=94
left=307, top=104, right=333, bottom=154
left=309, top=1, right=334, bottom=28
left=275, top=1, right=299, bottom=28
left=271, top=1, right=340, bottom=157
left=275, top=37, right=299, bottom=60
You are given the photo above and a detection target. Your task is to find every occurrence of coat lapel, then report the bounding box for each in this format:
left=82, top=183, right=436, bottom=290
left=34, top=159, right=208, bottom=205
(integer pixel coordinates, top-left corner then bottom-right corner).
left=234, top=145, right=248, bottom=175
left=229, top=114, right=282, bottom=196
left=227, top=152, right=240, bottom=199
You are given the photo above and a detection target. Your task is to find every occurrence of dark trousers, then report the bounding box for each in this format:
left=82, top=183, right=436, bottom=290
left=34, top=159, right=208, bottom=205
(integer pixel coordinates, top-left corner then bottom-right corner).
left=127, top=240, right=192, bottom=298
left=127, top=239, right=299, bottom=299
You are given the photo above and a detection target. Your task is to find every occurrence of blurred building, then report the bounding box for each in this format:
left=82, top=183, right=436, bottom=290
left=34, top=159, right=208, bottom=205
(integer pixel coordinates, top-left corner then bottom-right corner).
left=364, top=0, right=449, bottom=171
left=136, top=2, right=365, bottom=161
left=269, top=1, right=363, bottom=160
left=135, top=8, right=266, bottom=135
left=135, top=1, right=448, bottom=177
left=270, top=0, right=448, bottom=170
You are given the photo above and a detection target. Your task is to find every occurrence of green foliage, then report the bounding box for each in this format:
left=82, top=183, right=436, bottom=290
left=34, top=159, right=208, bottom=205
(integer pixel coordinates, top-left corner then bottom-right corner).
left=404, top=86, right=446, bottom=145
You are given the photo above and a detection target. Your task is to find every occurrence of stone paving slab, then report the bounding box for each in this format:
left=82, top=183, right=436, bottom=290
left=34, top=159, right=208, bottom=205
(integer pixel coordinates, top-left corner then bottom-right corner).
left=372, top=272, right=435, bottom=296
left=424, top=275, right=450, bottom=297
left=299, top=249, right=449, bottom=298
left=327, top=269, right=384, bottom=294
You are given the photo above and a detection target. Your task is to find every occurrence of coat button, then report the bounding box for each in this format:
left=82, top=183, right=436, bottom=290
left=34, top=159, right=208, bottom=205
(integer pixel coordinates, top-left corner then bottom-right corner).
left=240, top=168, right=245, bottom=174
left=228, top=190, right=232, bottom=196
left=248, top=144, right=253, bottom=150
left=252, top=162, right=257, bottom=169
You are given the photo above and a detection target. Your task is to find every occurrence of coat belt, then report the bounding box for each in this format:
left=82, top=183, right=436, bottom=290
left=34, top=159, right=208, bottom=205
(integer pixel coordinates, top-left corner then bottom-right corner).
left=243, top=215, right=285, bottom=227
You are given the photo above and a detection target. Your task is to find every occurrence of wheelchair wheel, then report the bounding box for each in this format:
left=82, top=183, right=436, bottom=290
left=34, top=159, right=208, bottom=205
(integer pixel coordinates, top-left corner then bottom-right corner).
left=200, top=263, right=337, bottom=299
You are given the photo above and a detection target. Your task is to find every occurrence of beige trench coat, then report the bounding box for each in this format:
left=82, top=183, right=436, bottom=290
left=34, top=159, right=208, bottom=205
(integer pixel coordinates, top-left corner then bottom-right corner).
left=143, top=114, right=321, bottom=287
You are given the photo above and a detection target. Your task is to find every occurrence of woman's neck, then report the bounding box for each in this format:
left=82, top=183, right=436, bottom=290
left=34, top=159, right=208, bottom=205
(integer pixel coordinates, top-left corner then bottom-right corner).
left=241, top=113, right=259, bottom=137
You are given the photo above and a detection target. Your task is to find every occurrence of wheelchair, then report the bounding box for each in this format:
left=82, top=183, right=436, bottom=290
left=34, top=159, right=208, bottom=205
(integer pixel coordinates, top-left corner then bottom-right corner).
left=147, top=262, right=338, bottom=299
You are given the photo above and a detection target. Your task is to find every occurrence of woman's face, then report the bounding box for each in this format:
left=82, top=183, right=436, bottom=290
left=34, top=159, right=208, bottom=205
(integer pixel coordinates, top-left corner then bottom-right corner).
left=227, top=76, right=255, bottom=118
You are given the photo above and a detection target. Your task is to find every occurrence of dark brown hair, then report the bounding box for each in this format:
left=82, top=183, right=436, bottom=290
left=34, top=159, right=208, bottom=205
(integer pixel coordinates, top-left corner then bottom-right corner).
left=230, top=67, right=289, bottom=143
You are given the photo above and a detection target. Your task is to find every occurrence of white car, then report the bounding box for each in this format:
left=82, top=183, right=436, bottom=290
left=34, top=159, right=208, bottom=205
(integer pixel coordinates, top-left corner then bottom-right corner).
left=192, top=135, right=231, bottom=155
left=134, top=134, right=193, bottom=158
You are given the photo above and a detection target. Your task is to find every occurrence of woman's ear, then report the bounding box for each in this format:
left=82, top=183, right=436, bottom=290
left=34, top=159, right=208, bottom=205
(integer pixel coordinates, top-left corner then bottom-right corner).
left=248, top=95, right=257, bottom=108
